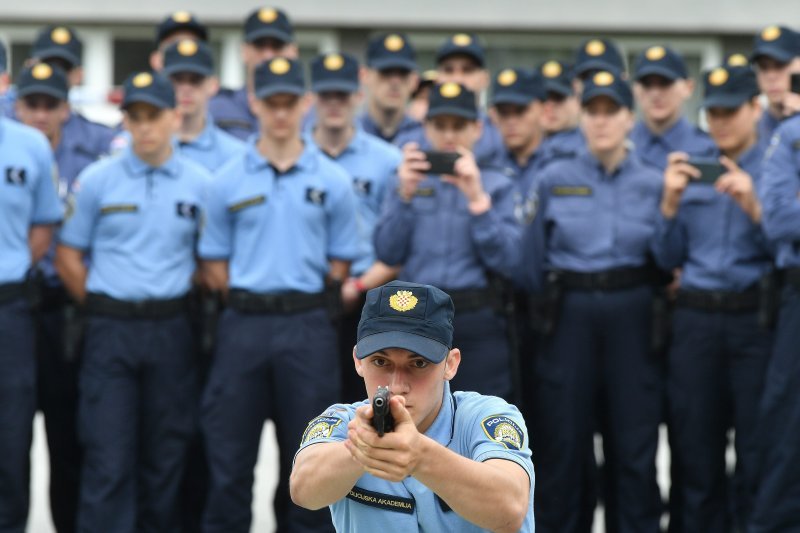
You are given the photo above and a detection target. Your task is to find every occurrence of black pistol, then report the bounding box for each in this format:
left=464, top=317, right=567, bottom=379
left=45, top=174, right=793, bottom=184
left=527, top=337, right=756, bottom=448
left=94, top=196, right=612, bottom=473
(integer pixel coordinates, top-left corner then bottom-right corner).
left=372, top=386, right=394, bottom=437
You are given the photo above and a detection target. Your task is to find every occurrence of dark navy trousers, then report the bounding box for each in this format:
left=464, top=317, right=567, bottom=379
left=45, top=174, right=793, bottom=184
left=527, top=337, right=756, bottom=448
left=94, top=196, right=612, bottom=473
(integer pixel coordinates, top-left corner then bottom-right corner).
left=668, top=307, right=771, bottom=533
left=0, top=297, right=36, bottom=533
left=201, top=308, right=339, bottom=533
left=750, top=286, right=800, bottom=533
left=76, top=314, right=197, bottom=533
left=532, top=286, right=663, bottom=533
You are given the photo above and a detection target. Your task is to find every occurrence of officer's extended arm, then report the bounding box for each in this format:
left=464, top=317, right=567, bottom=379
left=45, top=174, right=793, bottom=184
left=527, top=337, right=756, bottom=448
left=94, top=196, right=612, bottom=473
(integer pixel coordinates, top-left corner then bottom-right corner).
left=29, top=225, right=55, bottom=263
left=290, top=438, right=365, bottom=511
left=55, top=245, right=88, bottom=303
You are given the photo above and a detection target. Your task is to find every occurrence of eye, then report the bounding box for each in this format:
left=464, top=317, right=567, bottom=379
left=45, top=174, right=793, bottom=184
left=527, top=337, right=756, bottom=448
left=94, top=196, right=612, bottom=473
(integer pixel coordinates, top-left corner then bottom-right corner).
left=411, top=359, right=429, bottom=369
left=371, top=358, right=389, bottom=367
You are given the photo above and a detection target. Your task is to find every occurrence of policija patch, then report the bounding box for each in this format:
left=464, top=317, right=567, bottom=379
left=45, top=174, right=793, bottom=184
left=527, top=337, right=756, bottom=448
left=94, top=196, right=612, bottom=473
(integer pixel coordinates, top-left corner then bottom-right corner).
left=482, top=415, right=524, bottom=451
left=346, top=486, right=415, bottom=514
left=300, top=416, right=342, bottom=445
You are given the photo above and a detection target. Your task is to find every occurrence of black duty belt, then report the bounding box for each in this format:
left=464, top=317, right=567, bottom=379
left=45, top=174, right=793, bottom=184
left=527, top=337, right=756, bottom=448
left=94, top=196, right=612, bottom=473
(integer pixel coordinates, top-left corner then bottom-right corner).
left=676, top=287, right=759, bottom=313
left=444, top=288, right=493, bottom=313
left=39, top=285, right=69, bottom=312
left=228, top=289, right=326, bottom=314
left=784, top=268, right=800, bottom=289
left=558, top=267, right=653, bottom=291
left=86, top=293, right=188, bottom=319
left=0, top=282, right=26, bottom=305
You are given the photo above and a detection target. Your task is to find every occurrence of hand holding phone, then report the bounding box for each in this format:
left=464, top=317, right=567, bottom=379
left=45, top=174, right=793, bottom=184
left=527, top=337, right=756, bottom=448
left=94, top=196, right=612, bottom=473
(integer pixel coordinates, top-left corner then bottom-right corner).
left=686, top=157, right=726, bottom=185
left=423, top=150, right=460, bottom=175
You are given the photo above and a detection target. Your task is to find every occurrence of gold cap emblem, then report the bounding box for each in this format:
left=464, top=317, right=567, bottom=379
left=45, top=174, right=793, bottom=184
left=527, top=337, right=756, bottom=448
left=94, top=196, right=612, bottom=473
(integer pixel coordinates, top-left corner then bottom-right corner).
left=132, top=72, right=153, bottom=88
left=452, top=33, right=472, bottom=47
left=593, top=71, right=614, bottom=86
left=32, top=63, right=53, bottom=80
left=389, top=290, right=418, bottom=312
left=384, top=34, right=404, bottom=52
left=172, top=11, right=192, bottom=23
left=497, top=69, right=517, bottom=86
left=542, top=61, right=562, bottom=78
left=708, top=67, right=729, bottom=86
left=270, top=57, right=291, bottom=75
left=51, top=27, right=71, bottom=45
left=645, top=46, right=666, bottom=61
left=324, top=54, right=344, bottom=71
left=439, top=82, right=461, bottom=98
left=727, top=53, right=748, bottom=67
left=761, top=25, right=781, bottom=42
left=586, top=40, right=606, bottom=57
left=258, top=8, right=278, bottom=23
left=177, top=40, right=198, bottom=56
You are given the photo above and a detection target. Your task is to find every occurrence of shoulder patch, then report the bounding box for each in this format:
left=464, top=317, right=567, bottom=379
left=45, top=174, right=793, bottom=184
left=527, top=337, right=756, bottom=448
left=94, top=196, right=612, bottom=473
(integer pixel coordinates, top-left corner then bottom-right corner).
left=99, top=204, right=139, bottom=215
left=300, top=416, right=342, bottom=445
left=551, top=186, right=592, bottom=197
left=228, top=195, right=266, bottom=213
left=481, top=415, right=524, bottom=451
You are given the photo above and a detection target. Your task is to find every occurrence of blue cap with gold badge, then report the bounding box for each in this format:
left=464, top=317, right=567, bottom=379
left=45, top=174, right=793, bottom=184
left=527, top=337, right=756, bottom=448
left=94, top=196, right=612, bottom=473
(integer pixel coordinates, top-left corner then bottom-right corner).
left=702, top=65, right=759, bottom=109
left=725, top=53, right=752, bottom=69
left=254, top=57, right=305, bottom=99
left=366, top=33, right=417, bottom=72
left=750, top=25, right=800, bottom=64
left=32, top=26, right=82, bottom=68
left=436, top=33, right=485, bottom=68
left=427, top=82, right=478, bottom=120
left=311, top=52, right=359, bottom=93
left=491, top=68, right=545, bottom=106
left=581, top=70, right=633, bottom=109
left=162, top=39, right=214, bottom=78
left=17, top=63, right=69, bottom=101
left=633, top=45, right=688, bottom=81
left=244, top=7, right=294, bottom=44
left=356, top=281, right=455, bottom=363
left=537, top=60, right=574, bottom=97
left=122, top=71, right=176, bottom=109
left=574, top=38, right=626, bottom=79
left=155, top=11, right=208, bottom=44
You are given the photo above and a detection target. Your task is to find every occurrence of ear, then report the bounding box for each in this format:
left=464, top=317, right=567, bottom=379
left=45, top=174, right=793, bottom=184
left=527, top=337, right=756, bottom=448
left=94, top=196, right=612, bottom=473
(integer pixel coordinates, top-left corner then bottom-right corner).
left=149, top=51, right=163, bottom=72
left=487, top=106, right=499, bottom=125
left=206, top=76, right=221, bottom=98
left=68, top=66, right=84, bottom=88
left=248, top=92, right=259, bottom=116
left=443, top=348, right=460, bottom=381
left=353, top=348, right=364, bottom=377
left=359, top=66, right=370, bottom=86
left=682, top=78, right=695, bottom=99
left=284, top=43, right=300, bottom=60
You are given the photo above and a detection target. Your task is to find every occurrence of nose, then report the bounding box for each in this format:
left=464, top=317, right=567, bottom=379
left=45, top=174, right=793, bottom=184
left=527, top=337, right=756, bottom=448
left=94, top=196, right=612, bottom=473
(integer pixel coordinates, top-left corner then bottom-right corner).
left=387, top=369, right=409, bottom=395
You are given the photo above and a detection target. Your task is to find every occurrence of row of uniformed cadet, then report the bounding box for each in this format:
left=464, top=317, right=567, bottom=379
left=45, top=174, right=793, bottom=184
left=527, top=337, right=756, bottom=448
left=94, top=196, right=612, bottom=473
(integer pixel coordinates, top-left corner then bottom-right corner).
left=1, top=7, right=800, bottom=533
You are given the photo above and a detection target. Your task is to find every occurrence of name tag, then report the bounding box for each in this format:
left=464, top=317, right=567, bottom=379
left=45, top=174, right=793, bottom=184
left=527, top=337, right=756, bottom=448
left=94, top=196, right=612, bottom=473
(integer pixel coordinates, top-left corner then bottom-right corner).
left=551, top=186, right=592, bottom=197
left=346, top=486, right=415, bottom=514
left=414, top=187, right=435, bottom=197
left=228, top=195, right=266, bottom=213
left=100, top=204, right=139, bottom=215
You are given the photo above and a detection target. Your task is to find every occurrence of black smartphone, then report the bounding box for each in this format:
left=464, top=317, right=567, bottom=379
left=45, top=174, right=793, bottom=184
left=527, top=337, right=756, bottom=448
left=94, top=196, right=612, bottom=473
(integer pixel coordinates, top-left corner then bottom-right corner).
left=791, top=73, right=800, bottom=95
left=686, top=157, right=726, bottom=185
left=423, top=151, right=459, bottom=175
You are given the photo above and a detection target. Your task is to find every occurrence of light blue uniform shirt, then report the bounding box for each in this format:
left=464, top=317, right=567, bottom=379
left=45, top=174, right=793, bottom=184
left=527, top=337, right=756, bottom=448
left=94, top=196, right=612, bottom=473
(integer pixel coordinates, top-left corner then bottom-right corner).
left=60, top=147, right=210, bottom=300
left=296, top=381, right=535, bottom=532
left=310, top=128, right=402, bottom=276
left=759, top=114, right=800, bottom=268
left=630, top=117, right=717, bottom=171
left=198, top=140, right=361, bottom=293
left=374, top=167, right=521, bottom=290
left=177, top=115, right=246, bottom=172
left=652, top=140, right=773, bottom=291
left=0, top=118, right=63, bottom=284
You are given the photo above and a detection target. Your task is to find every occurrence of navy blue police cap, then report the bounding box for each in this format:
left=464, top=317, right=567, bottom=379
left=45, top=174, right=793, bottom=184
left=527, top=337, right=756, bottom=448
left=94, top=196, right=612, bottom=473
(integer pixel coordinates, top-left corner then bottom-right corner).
left=311, top=53, right=359, bottom=93
left=581, top=70, right=634, bottom=109
left=574, top=38, right=626, bottom=79
left=254, top=57, right=305, bottom=99
left=17, top=63, right=69, bottom=101
left=702, top=65, right=760, bottom=109
left=32, top=26, right=82, bottom=68
left=163, top=39, right=214, bottom=78
left=366, top=33, right=417, bottom=72
left=750, top=25, right=800, bottom=64
left=491, top=68, right=545, bottom=106
left=724, top=53, right=751, bottom=68
left=244, top=7, right=294, bottom=44
left=538, top=60, right=574, bottom=97
left=122, top=71, right=176, bottom=109
left=426, top=82, right=478, bottom=120
left=155, top=11, right=208, bottom=44
left=634, top=45, right=688, bottom=81
left=356, top=281, right=455, bottom=363
left=436, top=33, right=485, bottom=68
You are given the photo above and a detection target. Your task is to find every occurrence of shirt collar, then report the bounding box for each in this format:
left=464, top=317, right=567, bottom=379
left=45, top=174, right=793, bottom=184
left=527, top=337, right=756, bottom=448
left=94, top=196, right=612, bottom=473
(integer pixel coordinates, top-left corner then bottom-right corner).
left=123, top=146, right=181, bottom=178
left=635, top=116, right=692, bottom=149
left=738, top=140, right=766, bottom=175
left=177, top=115, right=217, bottom=151
left=578, top=147, right=635, bottom=179
left=423, top=381, right=456, bottom=446
left=245, top=137, right=318, bottom=175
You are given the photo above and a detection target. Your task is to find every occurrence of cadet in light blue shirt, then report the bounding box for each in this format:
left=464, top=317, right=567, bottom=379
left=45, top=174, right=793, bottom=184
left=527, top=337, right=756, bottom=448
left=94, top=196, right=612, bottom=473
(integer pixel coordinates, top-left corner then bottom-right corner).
left=630, top=45, right=717, bottom=171
left=0, top=51, right=62, bottom=529
left=651, top=65, right=772, bottom=532
left=199, top=57, right=360, bottom=533
left=291, top=281, right=534, bottom=533
left=56, top=71, right=210, bottom=533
